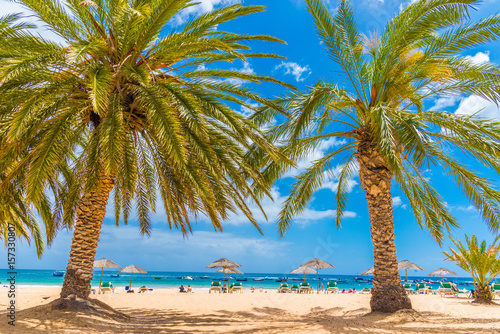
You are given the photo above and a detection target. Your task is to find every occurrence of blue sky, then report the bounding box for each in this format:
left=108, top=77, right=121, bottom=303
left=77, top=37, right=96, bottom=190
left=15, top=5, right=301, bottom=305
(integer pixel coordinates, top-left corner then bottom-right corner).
left=4, top=0, right=500, bottom=277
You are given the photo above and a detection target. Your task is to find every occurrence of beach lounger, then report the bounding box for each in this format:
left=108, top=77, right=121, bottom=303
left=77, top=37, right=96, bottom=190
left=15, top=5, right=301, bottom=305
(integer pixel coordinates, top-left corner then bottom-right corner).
left=299, top=282, right=312, bottom=294
left=325, top=282, right=339, bottom=294
left=210, top=281, right=223, bottom=293
left=492, top=283, right=500, bottom=299
left=451, top=284, right=468, bottom=298
left=415, top=283, right=429, bottom=294
left=278, top=283, right=290, bottom=293
left=291, top=284, right=299, bottom=293
left=231, top=282, right=243, bottom=293
left=361, top=288, right=371, bottom=294
left=403, top=283, right=414, bottom=294
left=139, top=286, right=150, bottom=293
left=438, top=282, right=454, bottom=296
left=100, top=282, right=115, bottom=294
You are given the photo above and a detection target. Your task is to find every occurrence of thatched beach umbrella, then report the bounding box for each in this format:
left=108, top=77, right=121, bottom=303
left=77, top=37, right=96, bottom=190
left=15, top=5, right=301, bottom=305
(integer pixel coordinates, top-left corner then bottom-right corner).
left=93, top=258, right=121, bottom=293
left=398, top=260, right=424, bottom=284
left=207, top=258, right=241, bottom=293
left=291, top=265, right=316, bottom=283
left=361, top=267, right=375, bottom=275
left=119, top=265, right=147, bottom=291
left=428, top=268, right=457, bottom=282
left=216, top=267, right=243, bottom=291
left=296, top=258, right=334, bottom=294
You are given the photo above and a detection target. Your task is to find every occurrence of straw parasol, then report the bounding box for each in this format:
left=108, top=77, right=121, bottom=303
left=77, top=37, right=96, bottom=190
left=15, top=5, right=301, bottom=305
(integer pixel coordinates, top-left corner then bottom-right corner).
left=207, top=258, right=241, bottom=293
left=93, top=258, right=121, bottom=293
left=291, top=265, right=317, bottom=282
left=118, top=265, right=147, bottom=292
left=296, top=258, right=334, bottom=294
left=216, top=267, right=243, bottom=291
left=428, top=268, right=457, bottom=282
left=361, top=267, right=375, bottom=275
left=398, top=260, right=424, bottom=284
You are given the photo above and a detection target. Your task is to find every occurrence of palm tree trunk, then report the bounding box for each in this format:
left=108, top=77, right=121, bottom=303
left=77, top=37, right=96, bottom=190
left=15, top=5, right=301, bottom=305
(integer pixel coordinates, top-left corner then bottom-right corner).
left=357, top=135, right=411, bottom=313
left=60, top=176, right=115, bottom=299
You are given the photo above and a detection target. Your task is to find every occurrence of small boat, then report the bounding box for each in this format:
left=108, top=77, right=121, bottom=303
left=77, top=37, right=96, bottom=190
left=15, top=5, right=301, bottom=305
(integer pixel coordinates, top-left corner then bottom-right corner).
left=154, top=277, right=162, bottom=280
left=276, top=277, right=288, bottom=282
left=336, top=279, right=349, bottom=284
left=176, top=276, right=183, bottom=279
left=236, top=278, right=247, bottom=282
left=52, top=270, right=64, bottom=277
left=185, top=276, right=194, bottom=280
left=253, top=278, right=264, bottom=281
left=110, top=274, right=120, bottom=278
left=200, top=276, right=210, bottom=279
left=290, top=278, right=302, bottom=281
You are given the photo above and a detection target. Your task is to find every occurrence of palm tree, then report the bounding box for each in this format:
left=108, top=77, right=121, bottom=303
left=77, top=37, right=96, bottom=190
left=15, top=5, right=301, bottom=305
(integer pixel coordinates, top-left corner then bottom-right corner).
left=0, top=0, right=291, bottom=299
left=254, top=0, right=500, bottom=312
left=444, top=234, right=500, bottom=303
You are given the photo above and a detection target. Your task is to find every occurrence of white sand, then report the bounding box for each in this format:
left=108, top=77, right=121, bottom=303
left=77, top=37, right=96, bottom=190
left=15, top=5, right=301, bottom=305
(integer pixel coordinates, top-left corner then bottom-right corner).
left=0, top=286, right=499, bottom=333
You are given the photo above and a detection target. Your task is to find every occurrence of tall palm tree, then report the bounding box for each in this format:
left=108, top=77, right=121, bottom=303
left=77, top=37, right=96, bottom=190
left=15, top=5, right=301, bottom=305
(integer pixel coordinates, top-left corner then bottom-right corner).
left=253, top=0, right=500, bottom=312
left=0, top=0, right=292, bottom=299
left=444, top=234, right=500, bottom=303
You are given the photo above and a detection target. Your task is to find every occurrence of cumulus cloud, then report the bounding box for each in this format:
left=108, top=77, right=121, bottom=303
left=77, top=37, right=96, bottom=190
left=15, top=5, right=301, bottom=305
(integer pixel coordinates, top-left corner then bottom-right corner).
left=430, top=96, right=459, bottom=111
left=275, top=61, right=311, bottom=82
left=455, top=95, right=500, bottom=121
left=465, top=51, right=490, bottom=65
left=172, top=0, right=240, bottom=26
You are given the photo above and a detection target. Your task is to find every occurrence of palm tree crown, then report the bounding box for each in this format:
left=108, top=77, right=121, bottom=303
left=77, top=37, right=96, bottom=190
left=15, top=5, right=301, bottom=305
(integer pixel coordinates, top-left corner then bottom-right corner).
left=0, top=0, right=291, bottom=234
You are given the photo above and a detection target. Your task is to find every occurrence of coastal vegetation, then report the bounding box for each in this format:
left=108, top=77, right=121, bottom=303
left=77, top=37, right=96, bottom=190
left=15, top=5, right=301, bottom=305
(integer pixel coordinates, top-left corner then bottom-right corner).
left=0, top=0, right=499, bottom=318
left=0, top=0, right=291, bottom=299
left=444, top=234, right=500, bottom=303
left=253, top=0, right=500, bottom=312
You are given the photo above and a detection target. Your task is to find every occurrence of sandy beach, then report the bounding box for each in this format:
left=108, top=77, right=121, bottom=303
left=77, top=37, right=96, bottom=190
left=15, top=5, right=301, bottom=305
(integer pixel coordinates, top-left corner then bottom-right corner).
left=0, top=286, right=499, bottom=333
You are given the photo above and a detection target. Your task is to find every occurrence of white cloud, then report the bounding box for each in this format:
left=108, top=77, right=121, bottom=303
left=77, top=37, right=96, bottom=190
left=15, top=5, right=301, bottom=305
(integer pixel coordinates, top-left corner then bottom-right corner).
left=465, top=51, right=490, bottom=65
left=430, top=96, right=459, bottom=111
left=455, top=95, right=500, bottom=121
left=392, top=196, right=402, bottom=207
left=275, top=61, right=311, bottom=82
left=172, top=0, right=240, bottom=26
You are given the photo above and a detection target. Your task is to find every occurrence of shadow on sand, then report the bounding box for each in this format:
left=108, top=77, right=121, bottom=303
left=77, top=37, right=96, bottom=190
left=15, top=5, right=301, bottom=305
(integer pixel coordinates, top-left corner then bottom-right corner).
left=1, top=298, right=499, bottom=333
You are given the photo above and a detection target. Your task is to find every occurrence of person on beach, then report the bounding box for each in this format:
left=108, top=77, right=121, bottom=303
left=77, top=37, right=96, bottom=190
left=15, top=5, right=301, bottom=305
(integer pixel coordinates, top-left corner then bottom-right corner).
left=341, top=289, right=346, bottom=293
left=187, top=285, right=192, bottom=293
left=250, top=287, right=255, bottom=293
left=179, top=285, right=186, bottom=293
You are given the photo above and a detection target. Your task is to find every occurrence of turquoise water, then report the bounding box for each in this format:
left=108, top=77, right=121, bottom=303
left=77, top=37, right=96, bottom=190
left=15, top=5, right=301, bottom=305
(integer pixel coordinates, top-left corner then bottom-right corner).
left=0, top=269, right=475, bottom=291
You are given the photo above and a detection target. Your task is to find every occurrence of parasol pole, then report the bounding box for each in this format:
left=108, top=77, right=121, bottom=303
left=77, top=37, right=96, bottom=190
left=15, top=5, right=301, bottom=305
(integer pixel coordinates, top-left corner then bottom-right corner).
left=317, top=268, right=319, bottom=294
left=129, top=272, right=133, bottom=290
left=223, top=268, right=226, bottom=293
left=442, top=273, right=444, bottom=282
left=99, top=267, right=104, bottom=293
left=303, top=272, right=306, bottom=283
left=228, top=269, right=231, bottom=293
left=405, top=269, right=408, bottom=284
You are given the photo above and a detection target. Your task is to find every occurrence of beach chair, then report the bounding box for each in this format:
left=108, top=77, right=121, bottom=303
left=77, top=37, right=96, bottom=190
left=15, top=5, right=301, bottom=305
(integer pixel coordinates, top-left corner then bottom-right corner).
left=438, top=282, right=454, bottom=296
left=90, top=285, right=96, bottom=294
left=139, top=286, right=149, bottom=293
left=325, top=282, right=339, bottom=294
left=361, top=288, right=371, bottom=294
left=403, top=283, right=414, bottom=294
left=231, top=282, right=243, bottom=293
left=209, top=281, right=223, bottom=293
left=451, top=284, right=468, bottom=298
left=491, top=283, right=500, bottom=299
left=299, top=282, right=312, bottom=294
left=415, top=283, right=429, bottom=294
left=278, top=283, right=290, bottom=293
left=291, top=284, right=300, bottom=293
left=100, top=282, right=115, bottom=294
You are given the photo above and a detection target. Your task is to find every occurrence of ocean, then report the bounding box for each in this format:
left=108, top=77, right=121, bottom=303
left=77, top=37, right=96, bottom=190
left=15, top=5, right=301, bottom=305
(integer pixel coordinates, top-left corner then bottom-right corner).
left=0, top=269, right=475, bottom=291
